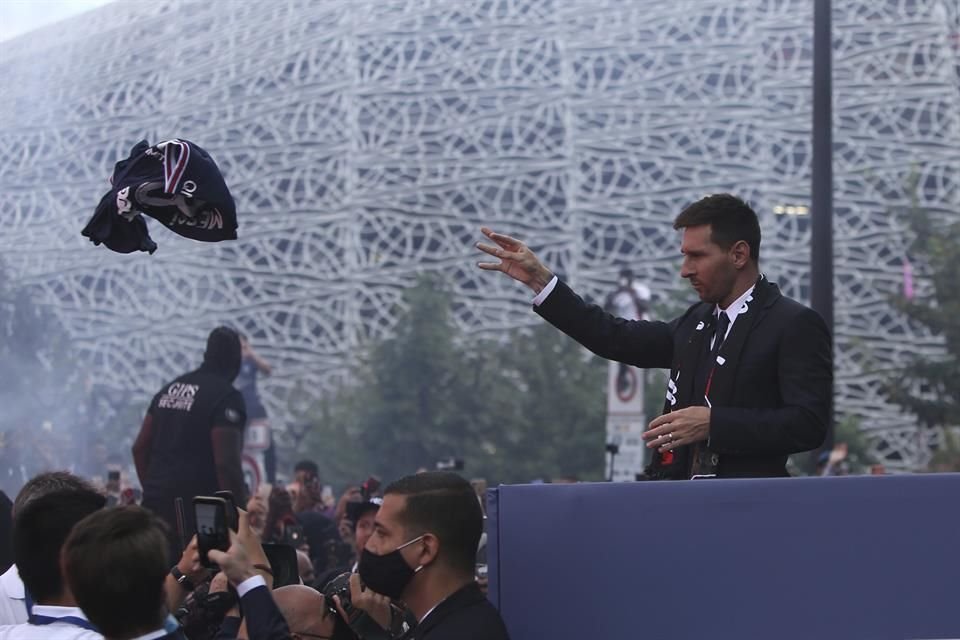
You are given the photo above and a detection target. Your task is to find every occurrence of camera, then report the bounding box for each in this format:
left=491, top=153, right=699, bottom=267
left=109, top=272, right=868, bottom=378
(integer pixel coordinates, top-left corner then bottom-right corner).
left=175, top=581, right=238, bottom=640
left=322, top=572, right=354, bottom=617
left=323, top=572, right=405, bottom=639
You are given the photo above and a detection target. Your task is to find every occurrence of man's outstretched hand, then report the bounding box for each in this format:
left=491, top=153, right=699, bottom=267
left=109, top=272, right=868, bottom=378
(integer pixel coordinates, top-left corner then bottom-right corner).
left=476, top=228, right=554, bottom=294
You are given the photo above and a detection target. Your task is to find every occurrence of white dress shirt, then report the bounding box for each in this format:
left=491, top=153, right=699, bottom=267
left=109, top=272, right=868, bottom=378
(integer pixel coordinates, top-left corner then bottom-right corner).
left=0, top=605, right=102, bottom=640
left=0, top=566, right=27, bottom=626
left=531, top=275, right=560, bottom=307
left=711, top=284, right=756, bottom=349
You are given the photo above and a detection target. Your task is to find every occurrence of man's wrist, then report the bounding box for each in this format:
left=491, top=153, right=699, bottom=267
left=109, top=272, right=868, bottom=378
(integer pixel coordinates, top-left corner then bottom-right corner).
left=532, top=275, right=559, bottom=306
left=170, top=566, right=195, bottom=592
left=236, top=574, right=267, bottom=597
left=528, top=267, right=554, bottom=294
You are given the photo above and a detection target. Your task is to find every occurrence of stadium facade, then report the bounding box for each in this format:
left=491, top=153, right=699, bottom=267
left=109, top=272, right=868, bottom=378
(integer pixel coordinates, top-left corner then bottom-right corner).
left=1, top=0, right=958, bottom=471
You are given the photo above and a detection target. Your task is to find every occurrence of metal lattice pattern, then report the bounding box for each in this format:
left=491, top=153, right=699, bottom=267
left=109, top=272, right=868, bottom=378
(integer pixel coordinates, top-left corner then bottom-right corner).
left=0, top=0, right=957, bottom=470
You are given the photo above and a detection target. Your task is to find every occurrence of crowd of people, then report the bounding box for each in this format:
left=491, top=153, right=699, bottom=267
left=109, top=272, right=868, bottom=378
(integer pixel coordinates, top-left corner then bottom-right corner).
left=0, top=192, right=875, bottom=639
left=0, top=467, right=506, bottom=640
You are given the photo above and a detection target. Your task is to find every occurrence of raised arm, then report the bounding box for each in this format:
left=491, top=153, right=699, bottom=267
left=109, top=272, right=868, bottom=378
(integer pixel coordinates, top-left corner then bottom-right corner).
left=476, top=227, right=554, bottom=294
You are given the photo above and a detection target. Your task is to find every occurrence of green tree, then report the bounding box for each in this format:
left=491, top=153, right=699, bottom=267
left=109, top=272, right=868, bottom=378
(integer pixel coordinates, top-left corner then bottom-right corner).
left=297, top=273, right=607, bottom=487
left=882, top=189, right=960, bottom=455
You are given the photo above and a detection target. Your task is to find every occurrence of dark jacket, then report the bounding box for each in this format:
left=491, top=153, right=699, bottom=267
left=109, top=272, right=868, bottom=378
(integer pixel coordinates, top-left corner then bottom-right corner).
left=535, top=279, right=832, bottom=478
left=413, top=583, right=510, bottom=640
left=213, top=583, right=291, bottom=640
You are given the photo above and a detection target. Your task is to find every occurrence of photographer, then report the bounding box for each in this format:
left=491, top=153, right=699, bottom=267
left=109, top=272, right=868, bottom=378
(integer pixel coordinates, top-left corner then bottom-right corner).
left=183, top=507, right=288, bottom=640
left=164, top=536, right=208, bottom=615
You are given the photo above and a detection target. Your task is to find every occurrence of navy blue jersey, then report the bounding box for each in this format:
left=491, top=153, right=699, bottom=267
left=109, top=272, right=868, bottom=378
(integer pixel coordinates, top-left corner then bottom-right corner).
left=82, top=139, right=238, bottom=253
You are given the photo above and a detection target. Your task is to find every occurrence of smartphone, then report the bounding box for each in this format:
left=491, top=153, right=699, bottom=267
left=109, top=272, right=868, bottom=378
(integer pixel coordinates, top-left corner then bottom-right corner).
left=193, top=496, right=230, bottom=568
left=214, top=490, right=239, bottom=532
left=261, top=542, right=300, bottom=588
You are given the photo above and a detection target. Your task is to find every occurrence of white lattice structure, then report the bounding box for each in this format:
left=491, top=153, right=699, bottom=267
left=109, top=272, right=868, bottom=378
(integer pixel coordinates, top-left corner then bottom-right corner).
left=0, top=0, right=957, bottom=470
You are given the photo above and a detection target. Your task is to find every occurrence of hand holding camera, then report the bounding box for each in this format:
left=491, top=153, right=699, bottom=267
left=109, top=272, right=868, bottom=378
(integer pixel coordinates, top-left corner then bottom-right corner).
left=324, top=572, right=397, bottom=640
left=334, top=572, right=392, bottom=630
left=175, top=535, right=208, bottom=586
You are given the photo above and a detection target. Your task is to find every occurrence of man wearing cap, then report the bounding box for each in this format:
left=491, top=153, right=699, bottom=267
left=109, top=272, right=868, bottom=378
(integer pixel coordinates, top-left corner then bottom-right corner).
left=133, top=326, right=248, bottom=559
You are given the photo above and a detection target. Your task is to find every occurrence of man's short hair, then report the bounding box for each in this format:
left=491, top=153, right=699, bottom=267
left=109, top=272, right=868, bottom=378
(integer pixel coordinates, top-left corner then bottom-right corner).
left=64, top=506, right=170, bottom=639
left=13, top=471, right=99, bottom=517
left=294, top=460, right=319, bottom=477
left=673, top=193, right=762, bottom=262
left=384, top=472, right=482, bottom=576
left=12, top=489, right=106, bottom=602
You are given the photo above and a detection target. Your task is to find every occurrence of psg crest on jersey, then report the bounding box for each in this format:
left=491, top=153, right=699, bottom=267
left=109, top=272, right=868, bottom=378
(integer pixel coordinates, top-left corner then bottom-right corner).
left=82, top=139, right=238, bottom=254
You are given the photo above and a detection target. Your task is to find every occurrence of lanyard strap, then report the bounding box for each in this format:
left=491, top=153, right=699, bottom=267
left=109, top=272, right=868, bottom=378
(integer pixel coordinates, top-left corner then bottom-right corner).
left=29, top=613, right=99, bottom=631
left=25, top=590, right=99, bottom=631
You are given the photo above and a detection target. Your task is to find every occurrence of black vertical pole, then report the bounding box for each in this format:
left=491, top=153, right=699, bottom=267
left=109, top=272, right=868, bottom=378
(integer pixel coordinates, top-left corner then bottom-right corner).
left=812, top=0, right=835, bottom=452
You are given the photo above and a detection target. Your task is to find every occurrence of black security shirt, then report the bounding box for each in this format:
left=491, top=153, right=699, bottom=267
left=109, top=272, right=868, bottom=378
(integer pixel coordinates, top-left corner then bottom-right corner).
left=141, top=368, right=247, bottom=501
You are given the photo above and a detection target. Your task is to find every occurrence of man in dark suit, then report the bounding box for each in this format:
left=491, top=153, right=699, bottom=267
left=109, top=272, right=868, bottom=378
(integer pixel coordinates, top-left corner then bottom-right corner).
left=477, top=193, right=832, bottom=479
left=356, top=472, right=510, bottom=640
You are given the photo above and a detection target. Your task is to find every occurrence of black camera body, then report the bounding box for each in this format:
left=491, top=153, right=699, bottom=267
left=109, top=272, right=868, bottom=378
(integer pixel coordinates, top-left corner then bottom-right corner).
left=322, top=572, right=399, bottom=640
left=175, top=582, right=238, bottom=640
left=322, top=571, right=354, bottom=617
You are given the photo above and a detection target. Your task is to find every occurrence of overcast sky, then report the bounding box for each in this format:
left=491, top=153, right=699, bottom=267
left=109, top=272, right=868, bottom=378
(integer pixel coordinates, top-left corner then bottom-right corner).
left=0, top=0, right=117, bottom=42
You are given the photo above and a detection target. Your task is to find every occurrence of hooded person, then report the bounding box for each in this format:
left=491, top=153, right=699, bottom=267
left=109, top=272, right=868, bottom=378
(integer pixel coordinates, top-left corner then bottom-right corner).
left=134, top=326, right=248, bottom=561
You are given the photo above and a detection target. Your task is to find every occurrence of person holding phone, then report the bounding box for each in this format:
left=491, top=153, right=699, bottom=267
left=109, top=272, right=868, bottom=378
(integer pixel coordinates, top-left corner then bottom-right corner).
left=133, top=327, right=249, bottom=560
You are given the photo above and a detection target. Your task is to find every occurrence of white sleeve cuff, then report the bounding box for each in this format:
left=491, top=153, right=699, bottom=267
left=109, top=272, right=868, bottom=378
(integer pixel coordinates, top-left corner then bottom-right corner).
left=236, top=574, right=267, bottom=597
left=532, top=276, right=559, bottom=307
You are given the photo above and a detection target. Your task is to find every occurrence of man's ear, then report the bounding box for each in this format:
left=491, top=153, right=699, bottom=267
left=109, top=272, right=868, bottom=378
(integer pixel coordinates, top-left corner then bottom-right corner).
left=730, top=240, right=751, bottom=269
left=419, top=533, right=440, bottom=566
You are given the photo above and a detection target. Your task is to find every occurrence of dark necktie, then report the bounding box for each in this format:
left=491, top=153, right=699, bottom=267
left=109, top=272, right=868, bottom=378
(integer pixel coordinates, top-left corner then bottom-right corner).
left=710, top=311, right=731, bottom=362
left=689, top=310, right=730, bottom=478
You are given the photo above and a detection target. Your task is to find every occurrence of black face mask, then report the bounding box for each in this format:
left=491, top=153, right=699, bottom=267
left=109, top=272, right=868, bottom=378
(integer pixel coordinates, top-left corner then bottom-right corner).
left=357, top=535, right=424, bottom=599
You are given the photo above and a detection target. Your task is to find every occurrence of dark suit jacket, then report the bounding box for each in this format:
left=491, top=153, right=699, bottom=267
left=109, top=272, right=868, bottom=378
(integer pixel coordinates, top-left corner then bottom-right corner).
left=213, top=584, right=291, bottom=640
left=536, top=279, right=832, bottom=478
left=413, top=583, right=510, bottom=640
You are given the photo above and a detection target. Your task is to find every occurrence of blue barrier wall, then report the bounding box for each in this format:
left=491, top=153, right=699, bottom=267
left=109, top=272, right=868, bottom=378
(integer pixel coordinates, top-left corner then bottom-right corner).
left=488, top=475, right=960, bottom=640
